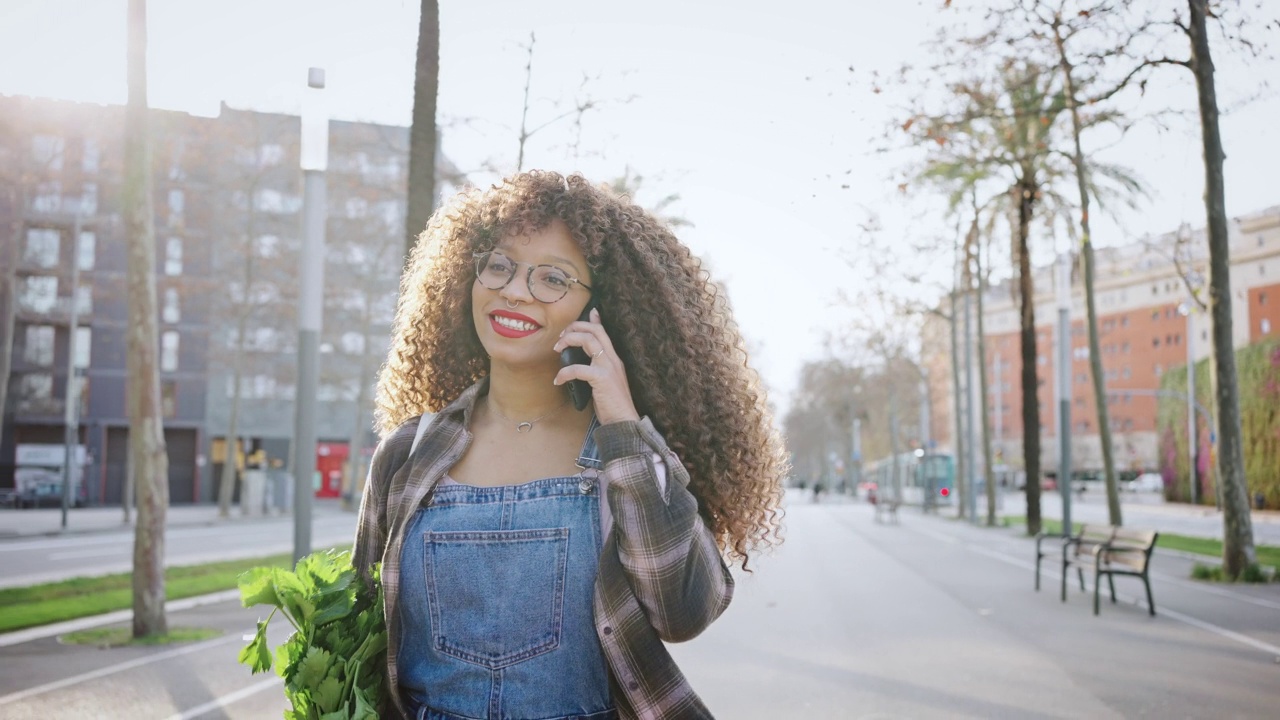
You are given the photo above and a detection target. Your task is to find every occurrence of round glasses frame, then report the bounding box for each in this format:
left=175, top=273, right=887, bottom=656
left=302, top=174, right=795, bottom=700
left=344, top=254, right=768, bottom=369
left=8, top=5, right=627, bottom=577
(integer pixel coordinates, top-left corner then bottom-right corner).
left=473, top=250, right=593, bottom=304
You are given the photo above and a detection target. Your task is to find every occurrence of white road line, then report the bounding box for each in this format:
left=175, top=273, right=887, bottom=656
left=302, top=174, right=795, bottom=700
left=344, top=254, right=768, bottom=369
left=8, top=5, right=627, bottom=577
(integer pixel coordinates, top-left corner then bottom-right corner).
left=0, top=516, right=354, bottom=552
left=0, top=635, right=240, bottom=706
left=50, top=548, right=128, bottom=560
left=911, top=523, right=1280, bottom=658
left=164, top=676, right=284, bottom=720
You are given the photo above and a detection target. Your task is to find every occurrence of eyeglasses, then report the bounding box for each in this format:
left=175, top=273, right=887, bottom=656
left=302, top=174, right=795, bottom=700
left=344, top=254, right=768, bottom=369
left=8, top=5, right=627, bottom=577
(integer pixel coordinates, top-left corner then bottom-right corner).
left=473, top=250, right=593, bottom=304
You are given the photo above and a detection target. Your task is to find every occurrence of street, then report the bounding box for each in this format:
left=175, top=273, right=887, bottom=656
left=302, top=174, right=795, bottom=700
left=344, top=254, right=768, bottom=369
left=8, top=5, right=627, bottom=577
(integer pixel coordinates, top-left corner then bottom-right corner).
left=1, top=493, right=1277, bottom=719
left=0, top=502, right=358, bottom=589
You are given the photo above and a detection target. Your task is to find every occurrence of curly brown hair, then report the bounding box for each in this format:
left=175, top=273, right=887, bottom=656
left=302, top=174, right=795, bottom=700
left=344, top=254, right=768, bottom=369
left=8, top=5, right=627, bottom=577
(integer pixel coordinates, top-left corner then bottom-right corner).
left=375, top=170, right=785, bottom=565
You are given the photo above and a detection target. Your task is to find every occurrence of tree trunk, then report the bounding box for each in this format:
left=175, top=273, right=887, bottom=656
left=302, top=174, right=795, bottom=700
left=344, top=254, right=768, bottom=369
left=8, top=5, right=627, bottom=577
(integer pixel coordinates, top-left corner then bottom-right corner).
left=1055, top=21, right=1122, bottom=526
left=1016, top=179, right=1042, bottom=536
left=972, top=214, right=997, bottom=526
left=1187, top=0, right=1256, bottom=577
left=404, top=0, right=439, bottom=260
left=125, top=0, right=168, bottom=638
left=218, top=342, right=244, bottom=517
left=950, top=284, right=967, bottom=518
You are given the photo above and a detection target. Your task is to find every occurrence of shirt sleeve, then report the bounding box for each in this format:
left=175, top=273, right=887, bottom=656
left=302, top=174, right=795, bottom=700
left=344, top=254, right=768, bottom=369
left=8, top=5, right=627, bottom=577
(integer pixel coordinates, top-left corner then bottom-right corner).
left=352, top=421, right=415, bottom=583
left=593, top=417, right=734, bottom=643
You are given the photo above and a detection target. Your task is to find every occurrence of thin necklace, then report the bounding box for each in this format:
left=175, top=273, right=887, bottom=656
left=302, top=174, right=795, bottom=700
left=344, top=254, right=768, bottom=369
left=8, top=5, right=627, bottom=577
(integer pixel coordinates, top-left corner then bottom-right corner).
left=487, top=396, right=571, bottom=433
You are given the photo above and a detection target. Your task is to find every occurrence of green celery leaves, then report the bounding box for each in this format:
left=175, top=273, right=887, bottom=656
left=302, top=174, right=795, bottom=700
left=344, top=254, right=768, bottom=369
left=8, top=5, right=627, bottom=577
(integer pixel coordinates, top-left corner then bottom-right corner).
left=237, top=549, right=385, bottom=719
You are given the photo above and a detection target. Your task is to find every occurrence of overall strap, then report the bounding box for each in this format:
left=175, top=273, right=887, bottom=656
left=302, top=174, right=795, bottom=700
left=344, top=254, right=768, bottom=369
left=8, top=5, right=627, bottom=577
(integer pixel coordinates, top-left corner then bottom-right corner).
left=576, top=415, right=603, bottom=472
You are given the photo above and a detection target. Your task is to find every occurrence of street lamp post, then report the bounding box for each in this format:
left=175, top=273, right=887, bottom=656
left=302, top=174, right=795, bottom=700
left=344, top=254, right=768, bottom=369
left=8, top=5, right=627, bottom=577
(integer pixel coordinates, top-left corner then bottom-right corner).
left=1178, top=302, right=1197, bottom=506
left=293, top=67, right=328, bottom=564
left=61, top=214, right=84, bottom=529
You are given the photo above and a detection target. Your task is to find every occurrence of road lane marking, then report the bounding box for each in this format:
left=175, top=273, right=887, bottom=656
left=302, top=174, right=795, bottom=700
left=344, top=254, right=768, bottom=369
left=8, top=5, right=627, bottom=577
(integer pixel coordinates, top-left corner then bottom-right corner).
left=164, top=676, right=284, bottom=720
left=909, top=523, right=1280, bottom=657
left=0, top=634, right=240, bottom=706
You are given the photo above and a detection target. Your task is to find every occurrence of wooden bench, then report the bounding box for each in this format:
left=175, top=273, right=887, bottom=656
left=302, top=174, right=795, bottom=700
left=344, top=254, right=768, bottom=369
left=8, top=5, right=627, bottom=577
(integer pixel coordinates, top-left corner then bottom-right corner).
left=1050, top=524, right=1159, bottom=616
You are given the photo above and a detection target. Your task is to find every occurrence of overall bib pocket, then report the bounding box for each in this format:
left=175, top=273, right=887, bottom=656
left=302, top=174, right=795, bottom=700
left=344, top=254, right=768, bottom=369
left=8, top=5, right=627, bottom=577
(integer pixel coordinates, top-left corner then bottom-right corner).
left=423, top=528, right=570, bottom=669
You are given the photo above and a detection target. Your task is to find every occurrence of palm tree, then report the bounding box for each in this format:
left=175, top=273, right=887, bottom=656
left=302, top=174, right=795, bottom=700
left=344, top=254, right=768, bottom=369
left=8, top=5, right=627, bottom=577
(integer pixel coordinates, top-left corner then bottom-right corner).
left=404, top=0, right=439, bottom=259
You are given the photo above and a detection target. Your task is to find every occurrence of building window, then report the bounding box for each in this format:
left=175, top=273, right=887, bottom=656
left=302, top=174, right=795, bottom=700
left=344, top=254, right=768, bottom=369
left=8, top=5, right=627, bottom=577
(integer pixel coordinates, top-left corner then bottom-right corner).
left=82, top=137, right=100, bottom=174
left=1261, top=264, right=1266, bottom=276
left=1264, top=318, right=1273, bottom=335
left=1122, top=367, right=1131, bottom=379
left=18, top=373, right=54, bottom=409
left=165, top=238, right=183, bottom=275
left=340, top=331, right=365, bottom=355
left=19, top=276, right=58, bottom=313
left=167, top=189, right=185, bottom=227
left=1261, top=292, right=1268, bottom=306
left=32, top=135, right=65, bottom=170
left=1155, top=364, right=1163, bottom=377
left=256, top=235, right=280, bottom=258
left=161, top=331, right=180, bottom=371
left=24, top=228, right=60, bottom=268
left=77, top=231, right=95, bottom=271
left=1121, top=341, right=1130, bottom=354
left=1152, top=337, right=1160, bottom=348
left=163, top=287, right=180, bottom=323
left=79, top=183, right=98, bottom=215
left=32, top=180, right=61, bottom=213
left=74, top=327, right=91, bottom=368
left=23, top=325, right=55, bottom=366
left=259, top=143, right=285, bottom=166
left=76, top=285, right=92, bottom=315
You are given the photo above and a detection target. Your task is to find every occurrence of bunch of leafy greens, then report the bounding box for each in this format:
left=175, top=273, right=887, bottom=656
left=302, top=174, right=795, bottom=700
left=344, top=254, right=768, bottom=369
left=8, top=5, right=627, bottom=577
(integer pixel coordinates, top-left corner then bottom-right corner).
left=238, top=549, right=386, bottom=720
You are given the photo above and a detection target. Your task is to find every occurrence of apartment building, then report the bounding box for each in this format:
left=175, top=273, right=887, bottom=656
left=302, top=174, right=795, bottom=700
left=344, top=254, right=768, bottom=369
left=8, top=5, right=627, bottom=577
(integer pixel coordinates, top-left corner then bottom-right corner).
left=0, top=94, right=465, bottom=504
left=923, top=204, right=1280, bottom=478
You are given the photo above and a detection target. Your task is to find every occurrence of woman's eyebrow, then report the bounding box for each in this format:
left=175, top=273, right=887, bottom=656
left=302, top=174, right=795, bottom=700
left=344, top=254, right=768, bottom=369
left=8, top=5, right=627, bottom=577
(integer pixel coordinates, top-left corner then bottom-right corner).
left=494, top=246, right=583, bottom=276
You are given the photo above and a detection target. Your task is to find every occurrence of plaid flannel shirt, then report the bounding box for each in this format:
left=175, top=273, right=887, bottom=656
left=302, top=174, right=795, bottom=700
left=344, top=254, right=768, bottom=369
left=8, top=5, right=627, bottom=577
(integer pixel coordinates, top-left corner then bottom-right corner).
left=353, top=380, right=734, bottom=719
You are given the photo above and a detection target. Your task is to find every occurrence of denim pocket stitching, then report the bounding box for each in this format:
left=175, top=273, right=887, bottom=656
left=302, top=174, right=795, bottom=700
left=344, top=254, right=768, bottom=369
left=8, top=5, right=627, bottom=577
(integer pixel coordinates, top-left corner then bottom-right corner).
left=423, top=527, right=570, bottom=669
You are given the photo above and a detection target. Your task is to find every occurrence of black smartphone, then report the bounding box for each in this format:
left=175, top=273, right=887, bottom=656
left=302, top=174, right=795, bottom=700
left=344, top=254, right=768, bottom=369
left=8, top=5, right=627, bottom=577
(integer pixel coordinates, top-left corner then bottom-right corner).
left=560, top=300, right=598, bottom=411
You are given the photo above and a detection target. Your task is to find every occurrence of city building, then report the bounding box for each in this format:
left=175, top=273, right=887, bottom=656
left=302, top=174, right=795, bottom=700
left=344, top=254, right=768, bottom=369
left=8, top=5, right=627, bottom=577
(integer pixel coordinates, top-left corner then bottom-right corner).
left=0, top=94, right=466, bottom=505
left=923, top=204, right=1280, bottom=480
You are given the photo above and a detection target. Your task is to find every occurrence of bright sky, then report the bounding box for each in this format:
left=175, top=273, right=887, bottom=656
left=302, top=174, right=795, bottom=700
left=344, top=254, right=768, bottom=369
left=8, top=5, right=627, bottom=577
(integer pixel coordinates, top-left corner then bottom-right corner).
left=2, top=0, right=1277, bottom=416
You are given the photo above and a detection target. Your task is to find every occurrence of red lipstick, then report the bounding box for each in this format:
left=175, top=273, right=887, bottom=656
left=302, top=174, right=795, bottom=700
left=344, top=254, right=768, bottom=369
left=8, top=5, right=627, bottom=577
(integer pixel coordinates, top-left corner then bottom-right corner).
left=489, top=309, right=542, bottom=338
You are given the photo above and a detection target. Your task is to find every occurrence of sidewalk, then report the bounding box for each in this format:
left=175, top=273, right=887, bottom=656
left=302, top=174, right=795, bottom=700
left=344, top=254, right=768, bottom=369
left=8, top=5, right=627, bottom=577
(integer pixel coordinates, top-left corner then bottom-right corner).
left=0, top=498, right=351, bottom=540
left=946, top=488, right=1280, bottom=547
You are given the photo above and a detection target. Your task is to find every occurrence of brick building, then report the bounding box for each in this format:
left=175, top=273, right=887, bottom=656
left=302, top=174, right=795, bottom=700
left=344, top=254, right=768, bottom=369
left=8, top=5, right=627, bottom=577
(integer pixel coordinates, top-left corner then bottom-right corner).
left=924, top=204, right=1280, bottom=479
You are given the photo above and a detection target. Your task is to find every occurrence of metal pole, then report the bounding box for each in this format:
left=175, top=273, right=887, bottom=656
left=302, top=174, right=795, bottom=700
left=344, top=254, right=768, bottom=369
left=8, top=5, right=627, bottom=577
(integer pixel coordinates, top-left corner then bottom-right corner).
left=852, top=416, right=862, bottom=489
left=61, top=215, right=83, bottom=529
left=1057, top=253, right=1073, bottom=535
left=963, top=290, right=978, bottom=523
left=294, top=67, right=327, bottom=564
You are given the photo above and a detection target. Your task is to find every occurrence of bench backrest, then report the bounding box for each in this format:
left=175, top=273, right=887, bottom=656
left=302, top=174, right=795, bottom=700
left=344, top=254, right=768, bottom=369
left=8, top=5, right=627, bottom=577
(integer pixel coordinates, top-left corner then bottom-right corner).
left=1104, top=528, right=1158, bottom=570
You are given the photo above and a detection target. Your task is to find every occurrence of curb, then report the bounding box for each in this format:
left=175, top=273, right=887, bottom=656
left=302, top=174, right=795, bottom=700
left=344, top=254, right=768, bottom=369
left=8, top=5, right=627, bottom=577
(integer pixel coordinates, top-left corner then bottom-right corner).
left=0, top=589, right=242, bottom=648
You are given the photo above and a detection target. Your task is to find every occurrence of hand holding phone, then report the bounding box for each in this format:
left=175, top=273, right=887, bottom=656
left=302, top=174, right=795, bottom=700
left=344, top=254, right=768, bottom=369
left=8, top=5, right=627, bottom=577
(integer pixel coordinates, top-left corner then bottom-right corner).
left=559, top=301, right=598, bottom=411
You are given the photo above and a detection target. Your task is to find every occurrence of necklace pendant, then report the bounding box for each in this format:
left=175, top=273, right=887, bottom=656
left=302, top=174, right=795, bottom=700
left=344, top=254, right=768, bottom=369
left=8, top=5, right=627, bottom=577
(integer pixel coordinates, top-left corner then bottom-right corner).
left=516, top=421, right=534, bottom=433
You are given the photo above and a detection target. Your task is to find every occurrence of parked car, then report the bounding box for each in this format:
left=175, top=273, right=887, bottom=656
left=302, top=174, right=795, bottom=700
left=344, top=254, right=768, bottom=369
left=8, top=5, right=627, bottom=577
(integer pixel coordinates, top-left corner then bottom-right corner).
left=11, top=468, right=84, bottom=509
left=1129, top=472, right=1164, bottom=493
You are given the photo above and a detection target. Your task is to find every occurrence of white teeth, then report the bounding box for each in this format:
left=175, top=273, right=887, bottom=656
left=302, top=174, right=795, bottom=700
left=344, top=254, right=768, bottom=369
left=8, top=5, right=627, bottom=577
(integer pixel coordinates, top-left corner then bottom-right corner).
left=494, top=315, right=538, bottom=332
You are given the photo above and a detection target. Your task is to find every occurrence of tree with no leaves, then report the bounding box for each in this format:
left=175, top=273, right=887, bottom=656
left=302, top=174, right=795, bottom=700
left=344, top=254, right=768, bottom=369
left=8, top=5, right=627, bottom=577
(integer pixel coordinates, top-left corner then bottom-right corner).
left=124, top=0, right=169, bottom=638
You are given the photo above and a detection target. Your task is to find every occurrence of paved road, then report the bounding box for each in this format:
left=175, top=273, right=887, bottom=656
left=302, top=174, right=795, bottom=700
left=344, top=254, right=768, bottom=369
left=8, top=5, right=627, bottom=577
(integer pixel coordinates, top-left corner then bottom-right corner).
left=0, top=503, right=359, bottom=589
left=2, top=496, right=1277, bottom=719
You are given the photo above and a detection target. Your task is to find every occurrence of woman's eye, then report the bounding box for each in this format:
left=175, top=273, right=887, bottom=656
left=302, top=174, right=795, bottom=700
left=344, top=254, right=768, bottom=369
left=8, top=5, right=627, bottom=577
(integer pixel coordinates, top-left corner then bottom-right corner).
left=541, top=270, right=570, bottom=287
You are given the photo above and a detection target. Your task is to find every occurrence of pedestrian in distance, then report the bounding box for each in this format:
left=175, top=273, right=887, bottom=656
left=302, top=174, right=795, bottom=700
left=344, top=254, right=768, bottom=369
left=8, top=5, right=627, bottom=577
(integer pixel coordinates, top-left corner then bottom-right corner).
left=354, top=171, right=788, bottom=720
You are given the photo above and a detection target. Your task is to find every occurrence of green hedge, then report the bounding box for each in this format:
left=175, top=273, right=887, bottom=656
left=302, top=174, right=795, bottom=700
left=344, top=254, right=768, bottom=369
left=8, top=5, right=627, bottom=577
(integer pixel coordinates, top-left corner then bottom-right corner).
left=1157, top=337, right=1280, bottom=509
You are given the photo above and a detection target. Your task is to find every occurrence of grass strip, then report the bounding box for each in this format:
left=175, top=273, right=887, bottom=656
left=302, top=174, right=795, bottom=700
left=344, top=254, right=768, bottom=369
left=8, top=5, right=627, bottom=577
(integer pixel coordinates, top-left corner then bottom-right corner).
left=61, top=626, right=224, bottom=647
left=999, top=516, right=1279, bottom=568
left=0, top=545, right=350, bottom=634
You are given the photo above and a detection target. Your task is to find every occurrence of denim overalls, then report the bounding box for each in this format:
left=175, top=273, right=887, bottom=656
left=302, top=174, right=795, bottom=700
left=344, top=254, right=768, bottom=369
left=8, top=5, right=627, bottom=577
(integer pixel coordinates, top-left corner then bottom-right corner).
left=398, top=419, right=616, bottom=720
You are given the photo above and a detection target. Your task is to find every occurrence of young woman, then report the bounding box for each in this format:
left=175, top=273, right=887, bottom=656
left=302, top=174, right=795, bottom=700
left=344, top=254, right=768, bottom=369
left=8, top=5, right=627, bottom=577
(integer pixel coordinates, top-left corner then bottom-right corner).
left=354, top=171, right=786, bottom=720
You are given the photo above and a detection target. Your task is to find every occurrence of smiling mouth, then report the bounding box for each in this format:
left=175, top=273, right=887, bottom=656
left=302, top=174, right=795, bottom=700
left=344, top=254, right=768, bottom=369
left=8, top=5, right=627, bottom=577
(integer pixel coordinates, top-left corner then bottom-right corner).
left=491, top=314, right=541, bottom=332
